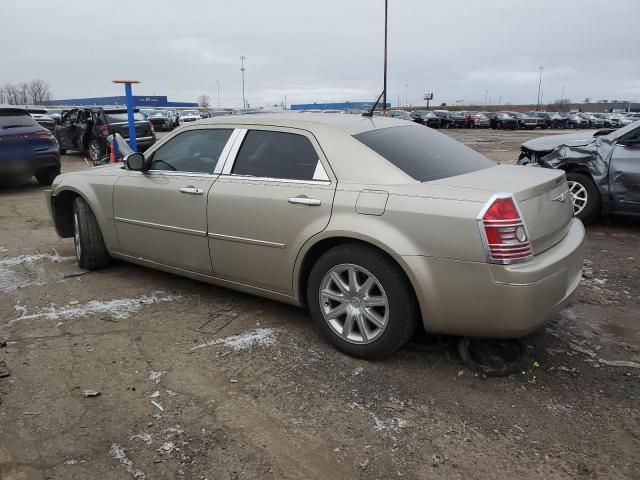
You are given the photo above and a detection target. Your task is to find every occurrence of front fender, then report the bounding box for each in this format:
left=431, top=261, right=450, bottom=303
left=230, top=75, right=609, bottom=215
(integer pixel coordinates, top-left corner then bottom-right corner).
left=51, top=172, right=120, bottom=251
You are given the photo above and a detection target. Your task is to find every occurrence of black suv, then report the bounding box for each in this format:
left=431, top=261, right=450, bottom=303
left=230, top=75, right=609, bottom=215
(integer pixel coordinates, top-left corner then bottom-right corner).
left=56, top=107, right=156, bottom=163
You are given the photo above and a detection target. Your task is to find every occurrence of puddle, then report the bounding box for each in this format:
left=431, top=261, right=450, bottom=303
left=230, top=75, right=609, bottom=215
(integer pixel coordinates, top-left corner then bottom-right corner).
left=0, top=252, right=77, bottom=293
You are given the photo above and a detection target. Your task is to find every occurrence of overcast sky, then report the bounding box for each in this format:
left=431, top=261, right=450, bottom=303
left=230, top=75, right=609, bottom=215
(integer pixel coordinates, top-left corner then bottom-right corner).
left=4, top=0, right=639, bottom=108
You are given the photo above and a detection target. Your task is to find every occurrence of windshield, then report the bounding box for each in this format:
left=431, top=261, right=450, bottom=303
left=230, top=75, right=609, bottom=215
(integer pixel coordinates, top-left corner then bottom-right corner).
left=0, top=111, right=38, bottom=128
left=354, top=125, right=494, bottom=182
left=105, top=112, right=146, bottom=123
left=607, top=120, right=640, bottom=141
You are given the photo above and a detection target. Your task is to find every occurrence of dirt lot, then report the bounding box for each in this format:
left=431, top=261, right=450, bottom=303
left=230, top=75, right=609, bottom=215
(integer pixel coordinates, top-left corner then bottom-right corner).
left=1, top=128, right=638, bottom=480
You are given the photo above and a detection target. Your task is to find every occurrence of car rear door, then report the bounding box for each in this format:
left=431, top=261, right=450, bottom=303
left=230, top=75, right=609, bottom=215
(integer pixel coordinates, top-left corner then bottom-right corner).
left=207, top=127, right=336, bottom=294
left=56, top=109, right=77, bottom=149
left=609, top=127, right=640, bottom=205
left=113, top=127, right=235, bottom=274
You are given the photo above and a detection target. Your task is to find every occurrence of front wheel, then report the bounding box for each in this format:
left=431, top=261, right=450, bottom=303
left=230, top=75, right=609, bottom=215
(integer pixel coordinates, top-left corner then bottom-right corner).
left=86, top=140, right=102, bottom=164
left=307, top=244, right=418, bottom=359
left=566, top=172, right=600, bottom=225
left=72, top=197, right=110, bottom=270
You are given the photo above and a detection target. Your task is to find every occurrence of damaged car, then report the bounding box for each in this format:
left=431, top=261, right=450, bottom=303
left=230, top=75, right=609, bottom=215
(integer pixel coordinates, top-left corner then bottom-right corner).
left=518, top=121, right=640, bottom=223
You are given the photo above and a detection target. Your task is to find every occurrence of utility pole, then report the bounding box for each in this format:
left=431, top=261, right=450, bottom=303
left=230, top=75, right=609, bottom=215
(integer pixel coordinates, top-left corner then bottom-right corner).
left=405, top=83, right=408, bottom=107
left=383, top=0, right=388, bottom=116
left=536, top=65, right=544, bottom=111
left=484, top=89, right=488, bottom=105
left=561, top=85, right=565, bottom=109
left=216, top=80, right=220, bottom=109
left=240, top=55, right=247, bottom=110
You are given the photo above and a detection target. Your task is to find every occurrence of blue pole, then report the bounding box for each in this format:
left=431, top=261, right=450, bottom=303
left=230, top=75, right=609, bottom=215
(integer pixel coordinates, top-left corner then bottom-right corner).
left=124, top=82, right=137, bottom=151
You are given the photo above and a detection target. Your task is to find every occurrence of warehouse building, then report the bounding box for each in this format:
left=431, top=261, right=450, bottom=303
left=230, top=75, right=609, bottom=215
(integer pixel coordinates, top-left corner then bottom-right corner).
left=44, top=95, right=197, bottom=108
left=290, top=101, right=391, bottom=111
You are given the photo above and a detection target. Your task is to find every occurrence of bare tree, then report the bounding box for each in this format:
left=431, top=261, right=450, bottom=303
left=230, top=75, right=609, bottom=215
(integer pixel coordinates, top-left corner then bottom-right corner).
left=197, top=94, right=211, bottom=109
left=28, top=79, right=51, bottom=105
left=3, top=83, right=19, bottom=105
left=17, top=83, right=30, bottom=105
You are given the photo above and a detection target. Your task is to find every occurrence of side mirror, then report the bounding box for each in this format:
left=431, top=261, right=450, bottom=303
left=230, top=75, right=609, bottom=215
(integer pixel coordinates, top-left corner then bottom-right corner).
left=125, top=152, right=146, bottom=171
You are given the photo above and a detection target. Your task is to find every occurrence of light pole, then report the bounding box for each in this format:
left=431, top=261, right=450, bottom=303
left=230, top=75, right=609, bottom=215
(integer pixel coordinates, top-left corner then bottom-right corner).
left=405, top=83, right=408, bottom=107
left=112, top=79, right=140, bottom=151
left=536, top=65, right=544, bottom=111
left=383, top=0, right=388, bottom=116
left=240, top=56, right=247, bottom=110
left=216, top=80, right=220, bottom=109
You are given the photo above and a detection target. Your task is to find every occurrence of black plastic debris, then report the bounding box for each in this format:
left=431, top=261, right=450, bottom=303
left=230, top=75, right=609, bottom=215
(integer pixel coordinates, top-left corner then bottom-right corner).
left=0, top=360, right=10, bottom=378
left=0, top=338, right=6, bottom=348
left=457, top=337, right=528, bottom=377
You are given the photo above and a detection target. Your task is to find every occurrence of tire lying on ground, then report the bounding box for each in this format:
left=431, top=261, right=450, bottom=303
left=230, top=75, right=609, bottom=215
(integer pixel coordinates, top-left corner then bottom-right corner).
left=72, top=196, right=110, bottom=270
left=307, top=243, right=417, bottom=359
left=566, top=172, right=600, bottom=225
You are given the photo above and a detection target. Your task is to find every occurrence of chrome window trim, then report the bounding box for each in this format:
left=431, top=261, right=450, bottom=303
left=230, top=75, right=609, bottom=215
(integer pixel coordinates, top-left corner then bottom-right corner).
left=146, top=127, right=238, bottom=176
left=114, top=217, right=207, bottom=237
left=213, top=128, right=241, bottom=174
left=221, top=129, right=248, bottom=175
left=217, top=174, right=331, bottom=186
left=207, top=232, right=285, bottom=249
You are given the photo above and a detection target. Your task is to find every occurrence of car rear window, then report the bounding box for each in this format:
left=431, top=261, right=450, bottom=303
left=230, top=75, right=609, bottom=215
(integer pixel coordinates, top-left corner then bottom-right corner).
left=0, top=110, right=38, bottom=128
left=353, top=125, right=494, bottom=182
left=105, top=112, right=146, bottom=122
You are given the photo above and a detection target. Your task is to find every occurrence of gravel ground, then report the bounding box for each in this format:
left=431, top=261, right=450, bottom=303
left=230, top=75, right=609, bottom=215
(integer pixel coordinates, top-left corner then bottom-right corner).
left=0, top=128, right=638, bottom=480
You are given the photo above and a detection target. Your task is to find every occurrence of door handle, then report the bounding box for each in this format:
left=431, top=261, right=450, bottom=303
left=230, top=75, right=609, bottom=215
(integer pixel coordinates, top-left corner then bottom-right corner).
left=179, top=186, right=204, bottom=195
left=288, top=196, right=321, bottom=206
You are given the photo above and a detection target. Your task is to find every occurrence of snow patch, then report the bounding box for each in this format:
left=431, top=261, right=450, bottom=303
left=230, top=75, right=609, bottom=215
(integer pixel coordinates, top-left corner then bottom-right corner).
left=158, top=441, right=176, bottom=455
left=131, top=432, right=154, bottom=446
left=110, top=444, right=146, bottom=479
left=8, top=291, right=182, bottom=326
left=0, top=252, right=75, bottom=293
left=148, top=371, right=167, bottom=384
left=191, top=328, right=277, bottom=351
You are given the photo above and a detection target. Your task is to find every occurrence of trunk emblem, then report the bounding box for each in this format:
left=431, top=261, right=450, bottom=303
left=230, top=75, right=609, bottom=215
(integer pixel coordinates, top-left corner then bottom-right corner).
left=553, top=190, right=569, bottom=203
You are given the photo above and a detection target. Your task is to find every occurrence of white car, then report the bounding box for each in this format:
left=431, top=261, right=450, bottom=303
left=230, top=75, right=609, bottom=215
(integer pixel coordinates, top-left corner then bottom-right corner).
left=178, top=110, right=201, bottom=126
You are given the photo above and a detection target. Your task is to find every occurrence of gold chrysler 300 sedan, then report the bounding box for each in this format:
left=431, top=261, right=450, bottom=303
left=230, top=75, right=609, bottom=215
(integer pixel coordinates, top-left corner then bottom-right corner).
left=45, top=114, right=584, bottom=358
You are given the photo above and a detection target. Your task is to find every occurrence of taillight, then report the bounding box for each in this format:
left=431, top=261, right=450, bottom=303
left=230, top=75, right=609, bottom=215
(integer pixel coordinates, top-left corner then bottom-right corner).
left=478, top=194, right=532, bottom=264
left=31, top=130, right=54, bottom=139
left=99, top=124, right=110, bottom=137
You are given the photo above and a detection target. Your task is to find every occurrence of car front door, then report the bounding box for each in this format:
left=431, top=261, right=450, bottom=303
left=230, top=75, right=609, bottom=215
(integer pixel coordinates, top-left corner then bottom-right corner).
left=609, top=127, right=640, bottom=205
left=113, top=127, right=235, bottom=274
left=56, top=109, right=77, bottom=149
left=208, top=127, right=336, bottom=294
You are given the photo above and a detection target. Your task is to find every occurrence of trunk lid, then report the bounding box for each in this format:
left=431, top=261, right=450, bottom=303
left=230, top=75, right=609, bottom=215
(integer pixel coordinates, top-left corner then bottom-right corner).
left=431, top=165, right=574, bottom=254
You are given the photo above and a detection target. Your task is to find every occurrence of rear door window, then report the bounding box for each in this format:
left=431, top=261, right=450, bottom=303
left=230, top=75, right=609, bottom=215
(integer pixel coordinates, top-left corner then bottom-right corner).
left=149, top=129, right=233, bottom=173
left=0, top=110, right=38, bottom=128
left=231, top=130, right=321, bottom=181
left=353, top=125, right=494, bottom=182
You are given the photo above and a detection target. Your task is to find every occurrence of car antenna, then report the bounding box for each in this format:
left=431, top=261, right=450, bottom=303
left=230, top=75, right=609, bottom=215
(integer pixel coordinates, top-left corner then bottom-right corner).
left=363, top=90, right=385, bottom=118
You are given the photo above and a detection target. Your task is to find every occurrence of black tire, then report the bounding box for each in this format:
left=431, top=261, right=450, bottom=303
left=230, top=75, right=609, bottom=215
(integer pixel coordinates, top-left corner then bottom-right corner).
left=72, top=197, right=110, bottom=270
left=86, top=139, right=102, bottom=164
left=35, top=167, right=60, bottom=186
left=307, top=243, right=418, bottom=359
left=566, top=172, right=600, bottom=225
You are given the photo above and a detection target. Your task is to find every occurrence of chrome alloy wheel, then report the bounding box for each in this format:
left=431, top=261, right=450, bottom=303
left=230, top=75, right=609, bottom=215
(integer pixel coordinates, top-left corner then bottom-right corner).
left=319, top=264, right=389, bottom=344
left=73, top=212, right=81, bottom=260
left=567, top=180, right=588, bottom=216
left=88, top=142, right=100, bottom=163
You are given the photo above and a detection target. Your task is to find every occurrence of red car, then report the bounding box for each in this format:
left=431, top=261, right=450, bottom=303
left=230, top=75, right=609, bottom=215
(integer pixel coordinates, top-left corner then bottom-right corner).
left=465, top=112, right=490, bottom=128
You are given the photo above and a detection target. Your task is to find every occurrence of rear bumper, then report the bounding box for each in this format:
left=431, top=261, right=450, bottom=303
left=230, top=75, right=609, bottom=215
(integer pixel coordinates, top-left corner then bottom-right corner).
left=401, top=218, right=585, bottom=338
left=0, top=150, right=60, bottom=177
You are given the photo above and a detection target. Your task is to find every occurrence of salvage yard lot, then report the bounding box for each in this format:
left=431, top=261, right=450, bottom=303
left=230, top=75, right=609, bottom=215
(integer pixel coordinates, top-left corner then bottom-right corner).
left=1, top=128, right=638, bottom=480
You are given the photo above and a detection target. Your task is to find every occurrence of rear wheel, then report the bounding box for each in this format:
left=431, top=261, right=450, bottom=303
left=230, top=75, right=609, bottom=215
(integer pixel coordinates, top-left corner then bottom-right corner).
left=307, top=244, right=418, bottom=359
left=35, top=167, right=60, bottom=186
left=72, top=197, right=110, bottom=270
left=86, top=140, right=102, bottom=164
left=566, top=172, right=600, bottom=225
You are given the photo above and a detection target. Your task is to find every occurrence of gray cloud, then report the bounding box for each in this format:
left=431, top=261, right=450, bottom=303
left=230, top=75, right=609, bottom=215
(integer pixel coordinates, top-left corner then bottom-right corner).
left=3, top=0, right=639, bottom=107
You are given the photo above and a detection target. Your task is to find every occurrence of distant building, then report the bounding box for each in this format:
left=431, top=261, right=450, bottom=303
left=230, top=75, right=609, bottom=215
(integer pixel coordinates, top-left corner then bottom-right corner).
left=44, top=95, right=197, bottom=108
left=290, top=101, right=391, bottom=111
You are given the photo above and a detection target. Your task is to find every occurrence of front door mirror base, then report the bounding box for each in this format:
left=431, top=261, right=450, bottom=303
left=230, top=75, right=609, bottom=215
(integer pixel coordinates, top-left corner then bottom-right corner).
left=125, top=152, right=146, bottom=171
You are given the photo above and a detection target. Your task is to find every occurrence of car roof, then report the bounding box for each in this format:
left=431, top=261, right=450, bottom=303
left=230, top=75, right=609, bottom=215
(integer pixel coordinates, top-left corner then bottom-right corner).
left=198, top=112, right=413, bottom=135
